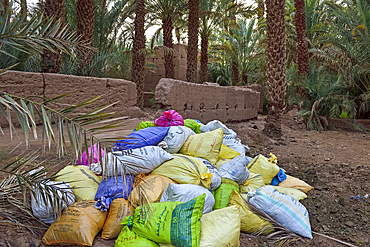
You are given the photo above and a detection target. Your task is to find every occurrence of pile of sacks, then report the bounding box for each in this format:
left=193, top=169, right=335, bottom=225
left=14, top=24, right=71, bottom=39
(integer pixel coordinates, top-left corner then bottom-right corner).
left=35, top=110, right=314, bottom=247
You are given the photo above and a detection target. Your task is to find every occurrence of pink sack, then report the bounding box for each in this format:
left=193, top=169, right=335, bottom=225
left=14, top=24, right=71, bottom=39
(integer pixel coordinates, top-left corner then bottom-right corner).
left=154, top=110, right=184, bottom=127
left=77, top=143, right=105, bottom=166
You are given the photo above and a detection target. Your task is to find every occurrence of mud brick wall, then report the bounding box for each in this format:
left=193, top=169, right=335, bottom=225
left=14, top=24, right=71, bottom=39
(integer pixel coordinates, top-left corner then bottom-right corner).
left=155, top=78, right=261, bottom=123
left=0, top=71, right=143, bottom=127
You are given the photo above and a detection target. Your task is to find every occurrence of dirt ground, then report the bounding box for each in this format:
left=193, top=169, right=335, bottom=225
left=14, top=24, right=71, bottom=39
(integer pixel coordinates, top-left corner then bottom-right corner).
left=1, top=109, right=370, bottom=247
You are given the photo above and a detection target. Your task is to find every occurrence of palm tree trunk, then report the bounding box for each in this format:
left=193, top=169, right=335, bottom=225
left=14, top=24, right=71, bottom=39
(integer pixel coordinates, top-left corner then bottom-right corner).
left=20, top=0, right=26, bottom=16
left=242, top=73, right=248, bottom=84
left=40, top=0, right=65, bottom=73
left=162, top=18, right=174, bottom=79
left=294, top=0, right=309, bottom=77
left=263, top=0, right=287, bottom=138
left=132, top=0, right=146, bottom=109
left=200, top=33, right=208, bottom=83
left=232, top=61, right=239, bottom=86
left=257, top=0, right=264, bottom=19
left=187, top=0, right=200, bottom=83
left=76, top=0, right=95, bottom=75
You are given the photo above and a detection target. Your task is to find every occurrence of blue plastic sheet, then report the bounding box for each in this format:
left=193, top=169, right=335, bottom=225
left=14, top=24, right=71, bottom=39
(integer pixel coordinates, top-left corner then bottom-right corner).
left=94, top=175, right=134, bottom=212
left=114, top=127, right=169, bottom=150
left=270, top=168, right=287, bottom=186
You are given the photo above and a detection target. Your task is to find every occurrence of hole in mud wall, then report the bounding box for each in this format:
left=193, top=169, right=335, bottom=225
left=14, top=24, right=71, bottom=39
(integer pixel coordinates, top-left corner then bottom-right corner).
left=184, top=103, right=188, bottom=111
left=200, top=102, right=204, bottom=110
left=215, top=103, right=219, bottom=109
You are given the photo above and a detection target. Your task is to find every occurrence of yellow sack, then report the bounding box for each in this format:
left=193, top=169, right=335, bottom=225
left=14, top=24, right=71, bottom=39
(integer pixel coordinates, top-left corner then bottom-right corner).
left=42, top=201, right=107, bottom=246
left=239, top=172, right=265, bottom=193
left=228, top=190, right=274, bottom=235
left=129, top=175, right=176, bottom=208
left=55, top=165, right=101, bottom=201
left=268, top=186, right=307, bottom=201
left=152, top=154, right=212, bottom=189
left=278, top=175, right=313, bottom=193
left=246, top=155, right=280, bottom=185
left=101, top=198, right=134, bottom=239
left=179, top=128, right=223, bottom=164
left=218, top=144, right=240, bottom=161
left=215, top=158, right=231, bottom=170
left=200, top=205, right=240, bottom=247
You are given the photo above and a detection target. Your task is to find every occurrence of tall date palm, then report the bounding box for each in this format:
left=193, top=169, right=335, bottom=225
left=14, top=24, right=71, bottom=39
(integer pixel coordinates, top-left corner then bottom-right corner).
left=187, top=0, right=200, bottom=83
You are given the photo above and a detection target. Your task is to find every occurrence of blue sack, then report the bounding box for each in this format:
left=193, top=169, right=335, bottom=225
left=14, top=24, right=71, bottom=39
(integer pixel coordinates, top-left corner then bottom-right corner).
left=114, top=127, right=169, bottom=150
left=270, top=168, right=287, bottom=186
left=94, top=175, right=134, bottom=212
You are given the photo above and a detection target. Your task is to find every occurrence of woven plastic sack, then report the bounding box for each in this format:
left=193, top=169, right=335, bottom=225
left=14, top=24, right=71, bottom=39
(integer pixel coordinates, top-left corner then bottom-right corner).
left=218, top=154, right=250, bottom=185
left=104, top=146, right=174, bottom=176
left=213, top=178, right=239, bottom=210
left=199, top=206, right=241, bottom=247
left=179, top=128, right=223, bottom=164
left=271, top=168, right=287, bottom=186
left=218, top=144, right=240, bottom=160
left=248, top=186, right=312, bottom=238
left=269, top=186, right=307, bottom=201
left=278, top=175, right=314, bottom=193
left=101, top=198, right=134, bottom=240
left=228, top=190, right=274, bottom=234
left=42, top=201, right=107, bottom=246
left=129, top=175, right=176, bottom=208
left=31, top=181, right=75, bottom=224
left=195, top=158, right=221, bottom=191
left=94, top=175, right=134, bottom=212
left=116, top=226, right=159, bottom=247
left=223, top=135, right=249, bottom=154
left=136, top=121, right=156, bottom=131
left=125, top=194, right=206, bottom=246
left=240, top=172, right=265, bottom=193
left=77, top=143, right=104, bottom=167
left=154, top=110, right=184, bottom=127
left=184, top=119, right=201, bottom=134
left=160, top=183, right=215, bottom=214
left=247, top=155, right=280, bottom=185
left=162, top=126, right=195, bottom=153
left=215, top=158, right=231, bottom=169
left=200, top=120, right=237, bottom=138
left=114, top=127, right=169, bottom=151
left=152, top=154, right=212, bottom=189
left=55, top=165, right=102, bottom=201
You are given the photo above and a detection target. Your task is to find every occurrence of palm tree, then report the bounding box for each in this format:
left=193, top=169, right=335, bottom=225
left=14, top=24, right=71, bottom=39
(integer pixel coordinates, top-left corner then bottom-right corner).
left=132, top=0, right=146, bottom=109
left=76, top=0, right=95, bottom=74
left=263, top=0, right=287, bottom=138
left=20, top=0, right=27, bottom=16
left=0, top=0, right=9, bottom=16
left=147, top=0, right=187, bottom=79
left=294, top=0, right=309, bottom=77
left=187, top=0, right=200, bottom=83
left=40, top=0, right=66, bottom=73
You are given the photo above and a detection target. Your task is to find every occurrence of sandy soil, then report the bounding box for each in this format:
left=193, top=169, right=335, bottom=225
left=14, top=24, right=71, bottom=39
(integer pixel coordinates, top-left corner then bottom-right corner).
left=1, top=109, right=370, bottom=247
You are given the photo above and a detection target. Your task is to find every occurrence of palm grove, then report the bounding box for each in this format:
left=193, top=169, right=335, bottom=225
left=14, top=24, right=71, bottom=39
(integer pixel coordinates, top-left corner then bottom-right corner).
left=1, top=0, right=370, bottom=138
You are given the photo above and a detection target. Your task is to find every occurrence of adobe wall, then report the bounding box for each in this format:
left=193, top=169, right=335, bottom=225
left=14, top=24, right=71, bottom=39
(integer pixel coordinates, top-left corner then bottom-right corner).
left=155, top=78, right=261, bottom=123
left=0, top=71, right=144, bottom=127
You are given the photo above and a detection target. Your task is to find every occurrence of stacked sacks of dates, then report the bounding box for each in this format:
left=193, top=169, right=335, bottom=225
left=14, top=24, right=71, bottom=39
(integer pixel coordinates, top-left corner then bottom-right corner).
left=39, top=110, right=314, bottom=247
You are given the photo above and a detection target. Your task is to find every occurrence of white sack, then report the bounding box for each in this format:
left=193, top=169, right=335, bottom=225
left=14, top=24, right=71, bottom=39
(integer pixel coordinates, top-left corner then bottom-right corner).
left=31, top=181, right=75, bottom=224
left=160, top=183, right=215, bottom=214
left=105, top=146, right=174, bottom=176
left=223, top=135, right=250, bottom=154
left=200, top=120, right=237, bottom=138
left=218, top=153, right=250, bottom=184
left=162, top=126, right=195, bottom=153
left=196, top=157, right=221, bottom=191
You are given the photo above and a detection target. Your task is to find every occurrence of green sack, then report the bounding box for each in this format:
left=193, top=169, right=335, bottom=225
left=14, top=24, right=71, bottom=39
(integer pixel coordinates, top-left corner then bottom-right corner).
left=184, top=119, right=201, bottom=134
left=115, top=226, right=159, bottom=247
left=213, top=178, right=239, bottom=210
left=136, top=121, right=156, bottom=131
left=124, top=194, right=206, bottom=247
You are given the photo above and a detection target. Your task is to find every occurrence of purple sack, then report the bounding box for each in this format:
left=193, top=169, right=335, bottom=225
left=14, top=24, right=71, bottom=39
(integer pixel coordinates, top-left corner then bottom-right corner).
left=154, top=110, right=184, bottom=127
left=77, top=143, right=105, bottom=166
